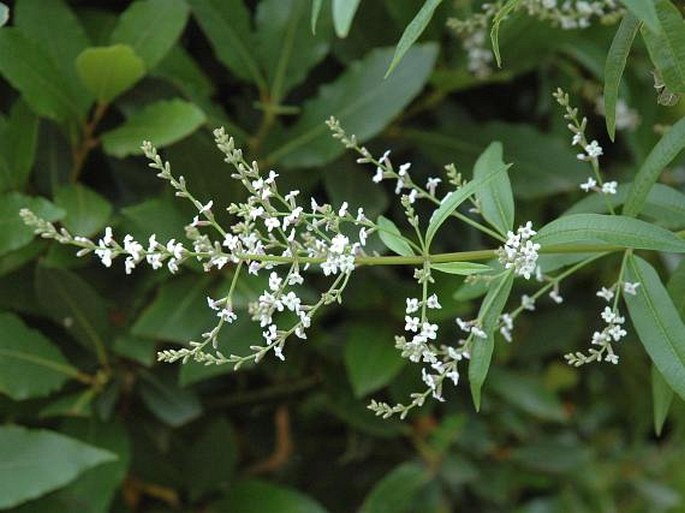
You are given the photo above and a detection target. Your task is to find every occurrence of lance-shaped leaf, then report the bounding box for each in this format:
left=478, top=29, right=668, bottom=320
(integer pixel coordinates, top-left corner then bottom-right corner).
left=621, top=0, right=659, bottom=32
left=534, top=214, right=685, bottom=253
left=256, top=0, right=332, bottom=103
left=624, top=254, right=685, bottom=401
left=0, top=29, right=83, bottom=122
left=386, top=0, right=442, bottom=77
left=426, top=162, right=505, bottom=247
left=359, top=462, right=431, bottom=513
left=469, top=271, right=514, bottom=411
left=54, top=184, right=112, bottom=236
left=101, top=99, right=206, bottom=158
left=473, top=141, right=514, bottom=236
left=376, top=216, right=414, bottom=257
left=188, top=0, right=266, bottom=89
left=0, top=312, right=80, bottom=400
left=332, top=0, right=361, bottom=38
left=0, top=100, right=38, bottom=193
left=640, top=0, right=685, bottom=94
left=0, top=192, right=64, bottom=257
left=111, top=0, right=189, bottom=70
left=623, top=117, right=685, bottom=217
left=0, top=425, right=116, bottom=509
left=490, top=0, right=522, bottom=67
left=430, top=262, right=491, bottom=275
left=652, top=365, right=673, bottom=436
left=603, top=12, right=640, bottom=141
left=75, top=44, right=145, bottom=103
left=265, top=44, right=437, bottom=168
left=218, top=480, right=330, bottom=513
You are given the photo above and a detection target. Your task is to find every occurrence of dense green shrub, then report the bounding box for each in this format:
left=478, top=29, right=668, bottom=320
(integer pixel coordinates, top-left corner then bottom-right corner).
left=1, top=0, right=685, bottom=511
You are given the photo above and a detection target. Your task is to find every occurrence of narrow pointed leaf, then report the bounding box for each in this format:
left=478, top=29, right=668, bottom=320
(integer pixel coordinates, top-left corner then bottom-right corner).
left=359, top=462, right=431, bottom=513
left=469, top=271, right=514, bottom=411
left=0, top=425, right=116, bottom=509
left=621, top=0, right=659, bottom=32
left=376, top=216, right=414, bottom=257
left=332, top=0, right=361, bottom=38
left=265, top=44, right=437, bottom=168
left=623, top=117, right=685, bottom=217
left=490, top=0, right=522, bottom=67
left=188, top=0, right=266, bottom=89
left=534, top=214, right=685, bottom=253
left=640, top=0, right=685, bottom=94
left=603, top=12, right=640, bottom=141
left=651, top=365, right=673, bottom=436
left=54, top=184, right=112, bottom=237
left=311, top=0, right=323, bottom=34
left=0, top=99, right=38, bottom=192
left=75, top=44, right=145, bottom=103
left=624, top=254, right=685, bottom=401
left=426, top=162, right=505, bottom=247
left=111, top=0, right=189, bottom=70
left=0, top=312, right=79, bottom=400
left=431, top=262, right=491, bottom=275
left=101, top=99, right=206, bottom=158
left=473, top=141, right=514, bottom=236
left=386, top=0, right=442, bottom=77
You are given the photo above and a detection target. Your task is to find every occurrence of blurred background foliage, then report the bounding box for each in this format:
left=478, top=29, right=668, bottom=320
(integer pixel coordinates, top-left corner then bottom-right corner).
left=0, top=0, right=685, bottom=511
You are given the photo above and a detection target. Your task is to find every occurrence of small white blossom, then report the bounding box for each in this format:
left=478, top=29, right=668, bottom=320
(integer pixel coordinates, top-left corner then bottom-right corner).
left=426, top=294, right=441, bottom=310
left=497, top=223, right=540, bottom=279
left=601, top=181, right=617, bottom=195
left=580, top=177, right=597, bottom=192
left=596, top=287, right=614, bottom=301
left=405, top=316, right=420, bottom=332
left=426, top=177, right=441, bottom=196
left=623, top=281, right=640, bottom=295
left=521, top=294, right=536, bottom=311
left=406, top=298, right=420, bottom=314
left=549, top=290, right=564, bottom=304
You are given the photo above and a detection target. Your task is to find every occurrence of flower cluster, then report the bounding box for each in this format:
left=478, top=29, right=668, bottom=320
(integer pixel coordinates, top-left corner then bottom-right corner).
left=564, top=280, right=639, bottom=366
left=520, top=0, right=621, bottom=30
left=495, top=222, right=540, bottom=279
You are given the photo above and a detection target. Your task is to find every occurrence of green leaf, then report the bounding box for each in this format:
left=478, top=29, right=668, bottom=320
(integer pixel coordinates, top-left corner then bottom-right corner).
left=139, top=370, right=202, bottom=427
left=376, top=216, right=415, bottom=257
left=0, top=28, right=83, bottom=122
left=624, top=254, right=685, bottom=401
left=623, top=117, right=685, bottom=217
left=0, top=425, right=116, bottom=509
left=133, top=275, right=214, bottom=343
left=473, top=141, right=514, bottom=236
left=35, top=264, right=110, bottom=365
left=431, top=262, right=492, bottom=275
left=185, top=419, right=237, bottom=501
left=469, top=271, right=514, bottom=411
left=265, top=44, right=437, bottom=168
left=217, top=480, right=329, bottom=513
left=111, top=0, right=189, bottom=70
left=488, top=369, right=567, bottom=422
left=386, top=0, right=442, bottom=77
left=0, top=192, right=65, bottom=257
left=640, top=0, right=685, bottom=94
left=621, top=0, right=658, bottom=31
left=75, top=44, right=145, bottom=103
left=490, top=0, right=522, bottom=68
left=112, top=335, right=157, bottom=367
left=603, top=12, right=640, bottom=141
left=101, top=98, right=206, bottom=157
left=565, top=182, right=685, bottom=230
left=359, top=462, right=431, bottom=513
left=15, top=0, right=92, bottom=115
left=534, top=214, right=685, bottom=253
left=54, top=184, right=112, bottom=237
left=344, top=321, right=405, bottom=397
left=668, top=257, right=685, bottom=317
left=256, top=0, right=332, bottom=102
left=188, top=0, right=267, bottom=89
left=425, top=162, right=503, bottom=247
left=0, top=99, right=38, bottom=192
left=651, top=365, right=673, bottom=436
left=332, top=0, right=362, bottom=38
left=311, top=0, right=323, bottom=34
left=0, top=312, right=79, bottom=400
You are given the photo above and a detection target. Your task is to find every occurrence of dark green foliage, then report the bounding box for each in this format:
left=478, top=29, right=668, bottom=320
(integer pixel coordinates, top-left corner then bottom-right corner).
left=1, top=1, right=685, bottom=512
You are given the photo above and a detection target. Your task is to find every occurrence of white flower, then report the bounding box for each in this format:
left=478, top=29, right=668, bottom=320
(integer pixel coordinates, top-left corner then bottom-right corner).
left=497, top=222, right=540, bottom=279
left=585, top=140, right=603, bottom=158
left=359, top=228, right=368, bottom=246
left=549, top=290, right=564, bottom=304
left=281, top=291, right=301, bottom=312
left=421, top=322, right=438, bottom=340
left=623, top=281, right=640, bottom=295
left=471, top=325, right=487, bottom=339
left=605, top=353, right=619, bottom=364
left=218, top=307, right=237, bottom=323
left=284, top=190, right=300, bottom=203
left=521, top=294, right=536, bottom=311
left=372, top=168, right=384, bottom=183
left=264, top=216, right=280, bottom=232
left=405, top=316, right=420, bottom=332
left=398, top=162, right=411, bottom=176
left=378, top=150, right=391, bottom=165
left=338, top=202, right=349, bottom=217
left=406, top=189, right=418, bottom=204
left=426, top=177, right=441, bottom=196
left=406, top=298, right=420, bottom=314
left=580, top=177, right=597, bottom=192
left=601, top=181, right=617, bottom=195
left=199, top=200, right=213, bottom=214
left=426, top=294, right=441, bottom=310
left=596, top=286, right=614, bottom=302
left=269, top=272, right=282, bottom=292
left=102, top=226, right=113, bottom=246
left=601, top=306, right=616, bottom=323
